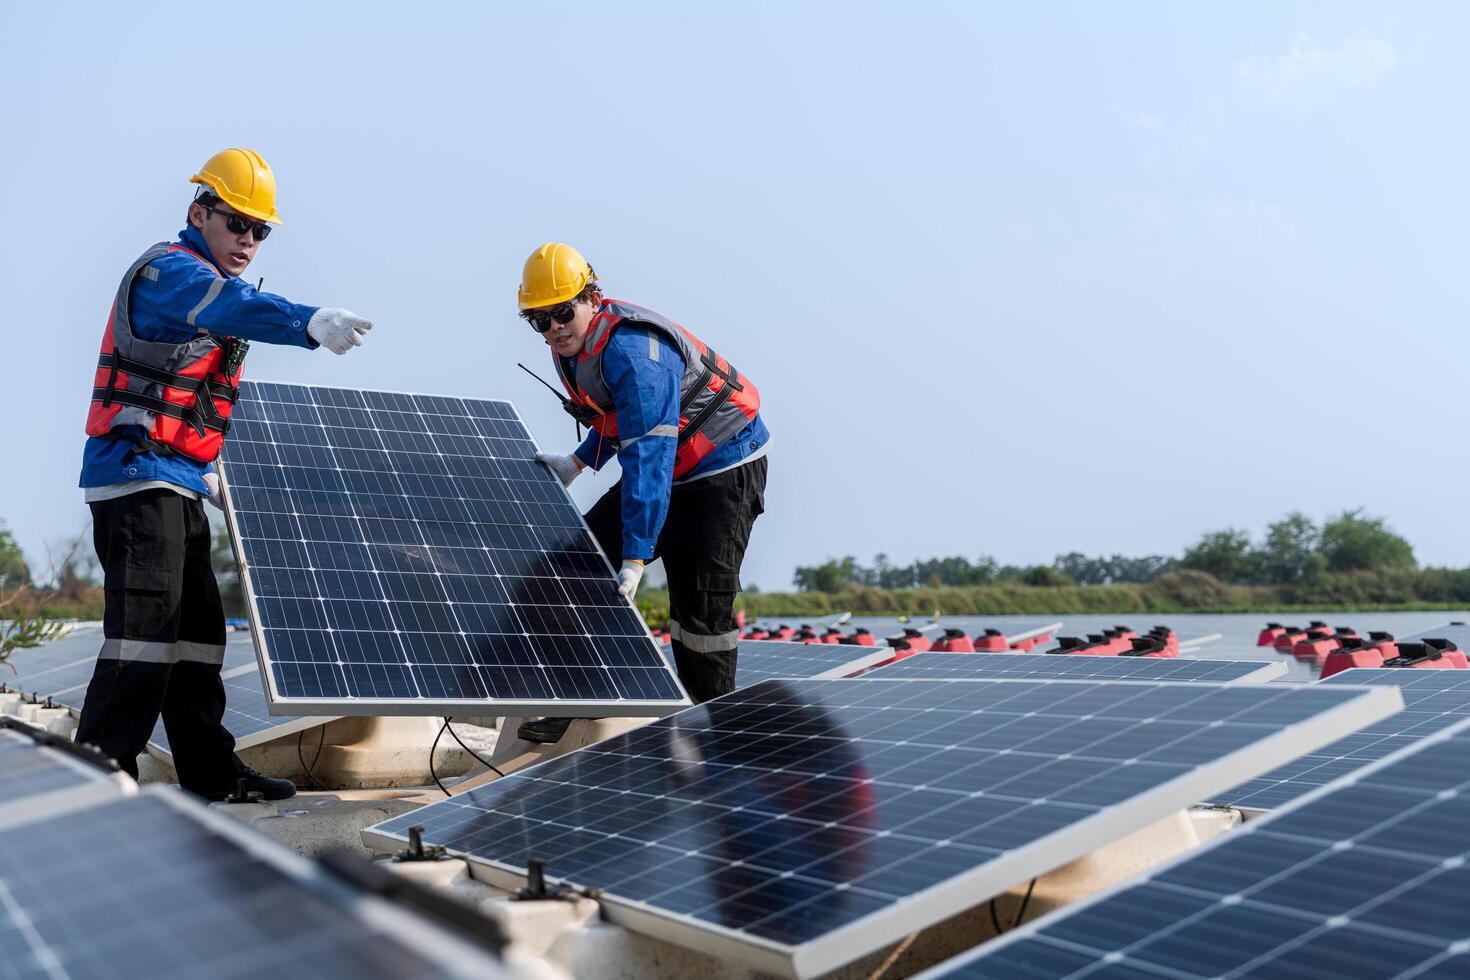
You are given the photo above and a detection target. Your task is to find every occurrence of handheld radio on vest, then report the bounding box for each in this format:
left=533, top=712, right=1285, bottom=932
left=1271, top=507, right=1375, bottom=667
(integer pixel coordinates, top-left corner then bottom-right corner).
left=517, top=362, right=601, bottom=440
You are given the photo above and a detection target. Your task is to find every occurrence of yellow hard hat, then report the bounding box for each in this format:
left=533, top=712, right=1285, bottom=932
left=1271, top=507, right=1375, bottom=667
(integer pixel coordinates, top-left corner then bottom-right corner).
left=518, top=242, right=596, bottom=310
left=189, top=148, right=282, bottom=224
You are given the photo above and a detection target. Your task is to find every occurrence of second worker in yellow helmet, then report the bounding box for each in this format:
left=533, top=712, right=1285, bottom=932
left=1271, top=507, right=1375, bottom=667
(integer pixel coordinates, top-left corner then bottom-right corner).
left=514, top=243, right=771, bottom=743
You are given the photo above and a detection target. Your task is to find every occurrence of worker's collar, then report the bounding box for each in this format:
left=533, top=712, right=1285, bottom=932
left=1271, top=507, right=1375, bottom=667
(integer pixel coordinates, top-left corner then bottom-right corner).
left=177, top=225, right=234, bottom=279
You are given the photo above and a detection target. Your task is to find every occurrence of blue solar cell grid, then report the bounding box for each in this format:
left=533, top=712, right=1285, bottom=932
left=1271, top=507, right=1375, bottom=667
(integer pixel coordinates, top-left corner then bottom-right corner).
left=864, top=652, right=1285, bottom=684
left=364, top=676, right=1397, bottom=977
left=222, top=382, right=687, bottom=716
left=0, top=788, right=511, bottom=979
left=0, top=729, right=113, bottom=811
left=1216, top=668, right=1470, bottom=810
left=924, top=715, right=1470, bottom=979
left=730, top=640, right=892, bottom=686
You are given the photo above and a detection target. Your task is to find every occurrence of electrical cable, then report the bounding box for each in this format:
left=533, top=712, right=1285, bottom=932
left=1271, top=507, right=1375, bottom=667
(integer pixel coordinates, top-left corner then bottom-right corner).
left=989, top=878, right=1039, bottom=935
left=430, top=720, right=450, bottom=796
left=1012, top=877, right=1037, bottom=930
left=296, top=727, right=328, bottom=791
left=443, top=716, right=506, bottom=779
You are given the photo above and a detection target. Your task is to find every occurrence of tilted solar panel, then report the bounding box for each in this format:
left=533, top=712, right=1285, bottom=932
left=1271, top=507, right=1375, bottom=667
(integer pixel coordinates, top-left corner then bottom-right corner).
left=364, top=676, right=1399, bottom=977
left=0, top=788, right=510, bottom=979
left=0, top=724, right=126, bottom=821
left=1216, top=668, right=1470, bottom=810
left=731, top=640, right=893, bottom=686
left=922, top=713, right=1470, bottom=979
left=863, top=652, right=1286, bottom=683
left=220, top=381, right=688, bottom=716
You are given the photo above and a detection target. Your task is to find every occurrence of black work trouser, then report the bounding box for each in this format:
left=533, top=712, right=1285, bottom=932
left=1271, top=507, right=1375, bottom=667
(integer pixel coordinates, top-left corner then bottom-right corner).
left=76, top=489, right=239, bottom=793
left=585, top=456, right=767, bottom=703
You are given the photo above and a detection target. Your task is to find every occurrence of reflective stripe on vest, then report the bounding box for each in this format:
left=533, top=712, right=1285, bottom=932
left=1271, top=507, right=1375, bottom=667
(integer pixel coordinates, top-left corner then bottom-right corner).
left=84, top=243, right=247, bottom=463
left=554, top=299, right=761, bottom=478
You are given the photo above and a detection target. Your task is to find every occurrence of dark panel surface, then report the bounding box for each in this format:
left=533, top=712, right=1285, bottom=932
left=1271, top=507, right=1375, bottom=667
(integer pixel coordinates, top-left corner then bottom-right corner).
left=1218, top=668, right=1470, bottom=810
left=864, top=652, right=1283, bottom=683
left=222, top=382, right=686, bottom=714
left=0, top=790, right=508, bottom=979
left=923, top=716, right=1470, bottom=979
left=0, top=729, right=109, bottom=805
left=367, top=676, right=1394, bottom=974
left=730, top=640, right=892, bottom=686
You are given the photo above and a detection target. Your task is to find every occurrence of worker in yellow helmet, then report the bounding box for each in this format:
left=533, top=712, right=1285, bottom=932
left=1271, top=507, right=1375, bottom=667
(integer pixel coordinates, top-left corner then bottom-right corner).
left=514, top=243, right=771, bottom=743
left=76, top=148, right=373, bottom=800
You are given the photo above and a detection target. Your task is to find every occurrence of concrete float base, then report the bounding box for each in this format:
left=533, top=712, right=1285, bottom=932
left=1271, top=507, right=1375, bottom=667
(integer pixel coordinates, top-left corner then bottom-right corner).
left=210, top=790, right=424, bottom=858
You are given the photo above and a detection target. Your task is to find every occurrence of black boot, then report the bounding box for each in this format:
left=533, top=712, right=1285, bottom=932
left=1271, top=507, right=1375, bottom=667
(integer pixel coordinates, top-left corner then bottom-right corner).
left=196, top=762, right=297, bottom=802
left=516, top=717, right=584, bottom=744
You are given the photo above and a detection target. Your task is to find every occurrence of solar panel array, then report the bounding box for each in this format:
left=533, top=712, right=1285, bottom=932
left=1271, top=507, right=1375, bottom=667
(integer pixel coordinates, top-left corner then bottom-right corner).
left=0, top=788, right=510, bottom=979
left=0, top=726, right=122, bottom=820
left=1216, top=668, right=1470, bottom=810
left=1, top=630, right=329, bottom=757
left=863, top=652, right=1286, bottom=684
left=731, top=640, right=893, bottom=686
left=925, top=714, right=1470, bottom=979
left=364, top=676, right=1399, bottom=977
left=0, top=627, right=107, bottom=702
left=221, top=381, right=687, bottom=716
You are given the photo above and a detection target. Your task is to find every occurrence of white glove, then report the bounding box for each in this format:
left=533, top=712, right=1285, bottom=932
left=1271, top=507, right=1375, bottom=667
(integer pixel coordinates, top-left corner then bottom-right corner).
left=616, top=559, right=645, bottom=599
left=307, top=308, right=373, bottom=355
left=536, top=451, right=584, bottom=487
left=202, top=472, right=223, bottom=511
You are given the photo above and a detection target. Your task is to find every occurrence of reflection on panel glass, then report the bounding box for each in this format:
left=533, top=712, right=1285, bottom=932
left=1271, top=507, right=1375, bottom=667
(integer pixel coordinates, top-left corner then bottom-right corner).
left=372, top=676, right=1382, bottom=961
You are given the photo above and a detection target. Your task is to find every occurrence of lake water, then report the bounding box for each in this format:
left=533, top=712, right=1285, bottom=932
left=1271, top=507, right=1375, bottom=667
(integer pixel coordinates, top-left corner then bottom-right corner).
left=751, top=611, right=1470, bottom=683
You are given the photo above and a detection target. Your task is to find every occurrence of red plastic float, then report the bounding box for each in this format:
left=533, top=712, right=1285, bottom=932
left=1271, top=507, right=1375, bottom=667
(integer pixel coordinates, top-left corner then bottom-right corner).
left=1257, top=623, right=1286, bottom=646
left=973, top=629, right=1009, bottom=652
left=841, top=628, right=878, bottom=646
left=1381, top=641, right=1469, bottom=670
left=1318, top=638, right=1386, bottom=678
left=1273, top=627, right=1309, bottom=651
left=891, top=628, right=933, bottom=654
left=1292, top=630, right=1342, bottom=660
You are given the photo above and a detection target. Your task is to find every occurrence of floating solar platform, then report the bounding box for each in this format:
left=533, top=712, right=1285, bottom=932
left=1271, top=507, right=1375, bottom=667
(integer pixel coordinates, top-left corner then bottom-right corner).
left=922, top=712, right=1470, bottom=979
left=0, top=626, right=107, bottom=702
left=220, top=381, right=689, bottom=717
left=0, top=723, right=128, bottom=823
left=863, top=652, right=1286, bottom=684
left=731, top=640, right=893, bottom=686
left=1216, top=667, right=1470, bottom=811
left=364, top=676, right=1399, bottom=978
left=2, top=629, right=333, bottom=758
left=0, top=787, right=510, bottom=979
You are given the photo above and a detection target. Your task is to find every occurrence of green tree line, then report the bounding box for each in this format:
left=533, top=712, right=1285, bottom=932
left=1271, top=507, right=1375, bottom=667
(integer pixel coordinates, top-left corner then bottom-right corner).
left=792, top=510, right=1415, bottom=593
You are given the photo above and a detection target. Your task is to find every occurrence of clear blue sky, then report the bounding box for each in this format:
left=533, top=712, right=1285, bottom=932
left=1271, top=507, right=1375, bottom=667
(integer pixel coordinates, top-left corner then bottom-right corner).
left=3, top=3, right=1466, bottom=590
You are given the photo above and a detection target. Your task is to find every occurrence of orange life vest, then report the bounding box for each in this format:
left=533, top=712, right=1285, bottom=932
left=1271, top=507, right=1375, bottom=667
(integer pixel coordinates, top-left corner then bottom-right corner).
left=554, top=300, right=761, bottom=478
left=84, top=243, right=246, bottom=463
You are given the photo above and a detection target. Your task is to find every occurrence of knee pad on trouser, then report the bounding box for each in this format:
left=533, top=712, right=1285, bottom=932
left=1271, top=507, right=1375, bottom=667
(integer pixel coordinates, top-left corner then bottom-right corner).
left=671, top=646, right=738, bottom=703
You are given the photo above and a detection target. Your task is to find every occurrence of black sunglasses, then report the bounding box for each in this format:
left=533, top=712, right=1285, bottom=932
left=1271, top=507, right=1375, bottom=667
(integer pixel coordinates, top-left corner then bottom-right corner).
left=200, top=202, right=272, bottom=241
left=520, top=302, right=577, bottom=333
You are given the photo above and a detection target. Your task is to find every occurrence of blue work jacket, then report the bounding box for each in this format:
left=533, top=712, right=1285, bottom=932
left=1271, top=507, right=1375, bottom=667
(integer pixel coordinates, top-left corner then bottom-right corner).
left=566, top=326, right=769, bottom=560
left=79, top=225, right=320, bottom=494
